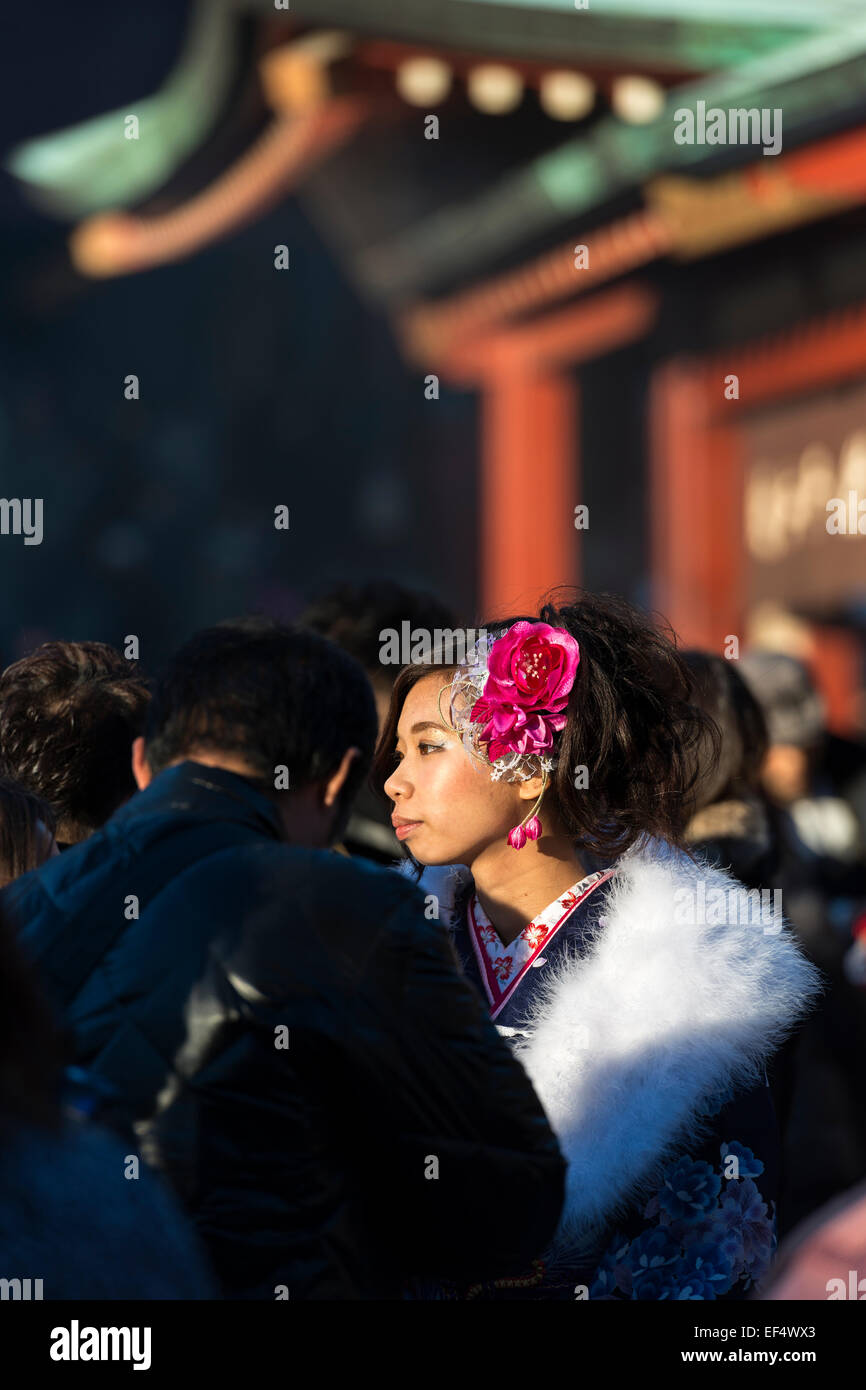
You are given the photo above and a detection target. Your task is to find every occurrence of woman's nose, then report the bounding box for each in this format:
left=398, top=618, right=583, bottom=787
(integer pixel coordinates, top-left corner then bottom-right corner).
left=384, top=767, right=408, bottom=800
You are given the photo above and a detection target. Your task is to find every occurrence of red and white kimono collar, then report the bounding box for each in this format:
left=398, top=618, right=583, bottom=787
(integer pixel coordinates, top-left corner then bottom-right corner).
left=467, top=868, right=614, bottom=1019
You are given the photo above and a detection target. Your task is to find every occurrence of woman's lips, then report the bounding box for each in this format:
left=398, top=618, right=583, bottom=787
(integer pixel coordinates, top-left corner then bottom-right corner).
left=393, top=821, right=422, bottom=840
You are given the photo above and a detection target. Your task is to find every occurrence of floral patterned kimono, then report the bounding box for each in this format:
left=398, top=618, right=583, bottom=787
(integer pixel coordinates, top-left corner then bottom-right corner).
left=416, top=841, right=820, bottom=1301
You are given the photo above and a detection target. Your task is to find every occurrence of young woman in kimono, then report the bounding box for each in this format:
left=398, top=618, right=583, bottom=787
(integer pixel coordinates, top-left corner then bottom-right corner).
left=374, top=591, right=822, bottom=1301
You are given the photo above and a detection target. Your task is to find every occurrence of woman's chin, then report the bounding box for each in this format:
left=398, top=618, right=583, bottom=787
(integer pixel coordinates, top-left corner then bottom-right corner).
left=415, top=848, right=473, bottom=870
left=410, top=848, right=447, bottom=868
left=406, top=836, right=458, bottom=868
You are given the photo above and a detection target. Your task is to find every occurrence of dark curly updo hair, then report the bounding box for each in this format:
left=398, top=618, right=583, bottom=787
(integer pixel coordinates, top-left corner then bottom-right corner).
left=372, top=588, right=718, bottom=861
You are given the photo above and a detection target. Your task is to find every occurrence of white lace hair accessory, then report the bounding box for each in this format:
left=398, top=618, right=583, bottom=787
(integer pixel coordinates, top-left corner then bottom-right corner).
left=442, top=630, right=555, bottom=784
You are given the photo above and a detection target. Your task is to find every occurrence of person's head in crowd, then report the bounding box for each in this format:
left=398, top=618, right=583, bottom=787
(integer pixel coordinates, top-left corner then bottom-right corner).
left=681, top=652, right=769, bottom=813
left=0, top=641, right=150, bottom=847
left=680, top=652, right=774, bottom=883
left=374, top=589, right=714, bottom=871
left=301, top=580, right=460, bottom=735
left=0, top=778, right=58, bottom=889
left=761, top=1178, right=866, bottom=1301
left=738, top=650, right=825, bottom=805
left=0, top=896, right=215, bottom=1298
left=133, top=617, right=378, bottom=849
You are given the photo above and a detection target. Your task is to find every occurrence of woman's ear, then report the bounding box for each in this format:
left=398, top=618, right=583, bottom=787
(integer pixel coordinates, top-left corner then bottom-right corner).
left=517, top=773, right=546, bottom=803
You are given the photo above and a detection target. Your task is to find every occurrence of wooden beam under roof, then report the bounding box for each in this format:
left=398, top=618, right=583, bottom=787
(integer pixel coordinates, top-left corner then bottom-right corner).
left=400, top=124, right=866, bottom=364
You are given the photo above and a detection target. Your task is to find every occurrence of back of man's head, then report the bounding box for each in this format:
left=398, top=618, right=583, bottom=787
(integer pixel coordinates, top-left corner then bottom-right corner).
left=0, top=641, right=150, bottom=846
left=144, top=618, right=378, bottom=843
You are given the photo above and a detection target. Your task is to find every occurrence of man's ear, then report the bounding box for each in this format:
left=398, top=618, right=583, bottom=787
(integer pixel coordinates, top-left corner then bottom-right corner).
left=132, top=736, right=153, bottom=790
left=323, top=746, right=361, bottom=809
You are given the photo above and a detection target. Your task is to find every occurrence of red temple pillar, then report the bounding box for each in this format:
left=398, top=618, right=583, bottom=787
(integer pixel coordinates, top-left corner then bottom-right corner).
left=649, top=360, right=744, bottom=651
left=480, top=365, right=580, bottom=619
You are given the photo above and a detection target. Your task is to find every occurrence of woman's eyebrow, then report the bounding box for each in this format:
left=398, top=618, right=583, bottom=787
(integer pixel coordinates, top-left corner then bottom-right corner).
left=410, top=721, right=448, bottom=734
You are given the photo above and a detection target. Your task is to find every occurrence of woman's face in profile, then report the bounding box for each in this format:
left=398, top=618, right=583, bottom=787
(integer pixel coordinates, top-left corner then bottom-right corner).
left=383, top=673, right=524, bottom=867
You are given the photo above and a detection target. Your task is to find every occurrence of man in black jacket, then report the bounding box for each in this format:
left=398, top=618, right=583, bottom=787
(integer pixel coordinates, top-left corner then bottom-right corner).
left=3, top=619, right=564, bottom=1299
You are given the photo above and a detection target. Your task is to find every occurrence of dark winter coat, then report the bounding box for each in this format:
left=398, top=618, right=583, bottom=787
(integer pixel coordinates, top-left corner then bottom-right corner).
left=2, top=762, right=565, bottom=1299
left=0, top=1118, right=215, bottom=1299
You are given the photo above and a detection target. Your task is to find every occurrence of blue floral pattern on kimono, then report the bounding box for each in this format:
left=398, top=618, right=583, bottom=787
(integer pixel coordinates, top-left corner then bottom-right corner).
left=590, top=1148, right=775, bottom=1300
left=587, top=1082, right=778, bottom=1302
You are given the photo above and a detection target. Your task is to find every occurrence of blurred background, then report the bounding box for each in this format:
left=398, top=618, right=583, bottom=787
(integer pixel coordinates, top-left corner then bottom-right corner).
left=0, top=0, right=865, bottom=715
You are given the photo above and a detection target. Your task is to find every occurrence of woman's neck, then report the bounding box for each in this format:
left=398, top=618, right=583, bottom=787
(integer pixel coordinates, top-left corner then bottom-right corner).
left=469, top=833, right=587, bottom=946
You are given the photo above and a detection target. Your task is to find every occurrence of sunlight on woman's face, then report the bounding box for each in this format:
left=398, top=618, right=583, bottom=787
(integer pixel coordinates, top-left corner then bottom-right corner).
left=383, top=673, right=523, bottom=866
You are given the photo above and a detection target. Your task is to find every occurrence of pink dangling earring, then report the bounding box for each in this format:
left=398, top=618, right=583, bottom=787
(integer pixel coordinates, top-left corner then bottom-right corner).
left=507, top=771, right=548, bottom=850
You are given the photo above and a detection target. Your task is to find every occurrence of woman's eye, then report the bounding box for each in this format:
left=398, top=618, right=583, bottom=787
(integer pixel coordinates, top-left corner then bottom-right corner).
left=419, top=742, right=445, bottom=754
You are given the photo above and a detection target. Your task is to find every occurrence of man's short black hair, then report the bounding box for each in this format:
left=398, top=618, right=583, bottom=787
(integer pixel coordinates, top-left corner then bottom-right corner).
left=145, top=618, right=378, bottom=828
left=0, top=641, right=150, bottom=845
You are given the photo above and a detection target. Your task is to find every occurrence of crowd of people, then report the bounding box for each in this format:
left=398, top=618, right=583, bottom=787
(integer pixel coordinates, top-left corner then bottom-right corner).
left=0, top=583, right=864, bottom=1301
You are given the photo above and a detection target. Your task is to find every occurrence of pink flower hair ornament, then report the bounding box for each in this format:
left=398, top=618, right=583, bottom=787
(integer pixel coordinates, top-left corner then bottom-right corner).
left=438, top=621, right=580, bottom=850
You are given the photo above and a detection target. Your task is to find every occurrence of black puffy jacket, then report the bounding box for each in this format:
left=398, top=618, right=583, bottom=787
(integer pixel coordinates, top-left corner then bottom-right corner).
left=3, top=762, right=565, bottom=1299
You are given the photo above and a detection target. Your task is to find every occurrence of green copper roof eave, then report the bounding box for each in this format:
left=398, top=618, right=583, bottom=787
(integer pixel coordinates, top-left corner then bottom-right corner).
left=353, top=20, right=866, bottom=302
left=4, top=1, right=239, bottom=218
left=465, top=0, right=866, bottom=27
left=467, top=0, right=856, bottom=17
left=273, top=0, right=810, bottom=71
left=539, top=19, right=866, bottom=209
